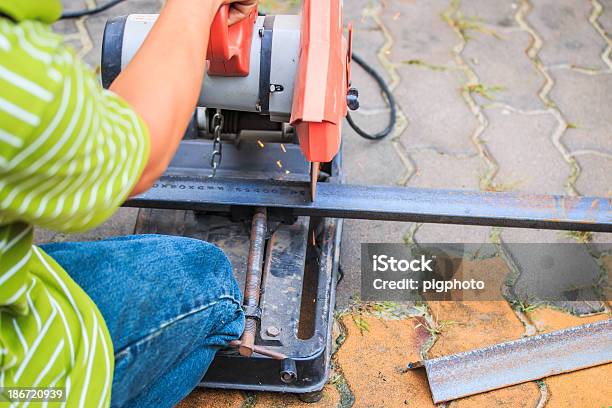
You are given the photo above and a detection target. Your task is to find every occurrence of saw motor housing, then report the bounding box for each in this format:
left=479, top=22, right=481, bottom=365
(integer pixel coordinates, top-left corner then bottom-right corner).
left=101, top=0, right=353, bottom=163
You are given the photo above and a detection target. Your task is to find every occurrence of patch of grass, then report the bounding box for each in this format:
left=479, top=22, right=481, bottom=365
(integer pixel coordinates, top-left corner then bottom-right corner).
left=415, top=319, right=457, bottom=336
left=402, top=59, right=449, bottom=71
left=442, top=0, right=501, bottom=41
left=463, top=83, right=506, bottom=100
left=241, top=392, right=257, bottom=408
left=566, top=122, right=578, bottom=129
left=512, top=298, right=541, bottom=313
left=329, top=370, right=355, bottom=408
left=351, top=315, right=370, bottom=334
left=485, top=179, right=521, bottom=192
left=563, top=230, right=593, bottom=244
left=370, top=301, right=399, bottom=313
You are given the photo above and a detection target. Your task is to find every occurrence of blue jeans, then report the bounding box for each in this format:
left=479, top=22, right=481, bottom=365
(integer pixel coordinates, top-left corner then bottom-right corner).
left=41, top=235, right=245, bottom=408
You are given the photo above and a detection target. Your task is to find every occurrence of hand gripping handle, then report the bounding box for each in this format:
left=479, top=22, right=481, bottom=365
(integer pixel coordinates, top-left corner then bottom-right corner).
left=207, top=4, right=257, bottom=77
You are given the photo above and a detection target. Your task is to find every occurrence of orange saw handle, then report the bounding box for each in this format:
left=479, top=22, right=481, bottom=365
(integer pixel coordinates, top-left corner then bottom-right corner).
left=207, top=4, right=257, bottom=77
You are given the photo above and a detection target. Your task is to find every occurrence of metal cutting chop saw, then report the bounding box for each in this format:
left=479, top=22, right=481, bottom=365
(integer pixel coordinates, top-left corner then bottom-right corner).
left=100, top=0, right=612, bottom=400
left=102, top=0, right=355, bottom=201
left=102, top=0, right=355, bottom=399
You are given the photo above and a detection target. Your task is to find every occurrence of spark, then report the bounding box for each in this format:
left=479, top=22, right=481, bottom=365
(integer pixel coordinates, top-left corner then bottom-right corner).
left=280, top=143, right=287, bottom=153
left=276, top=160, right=283, bottom=168
left=257, top=140, right=265, bottom=148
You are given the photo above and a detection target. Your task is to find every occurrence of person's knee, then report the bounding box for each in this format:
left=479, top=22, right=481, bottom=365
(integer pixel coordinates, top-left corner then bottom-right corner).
left=146, top=235, right=241, bottom=303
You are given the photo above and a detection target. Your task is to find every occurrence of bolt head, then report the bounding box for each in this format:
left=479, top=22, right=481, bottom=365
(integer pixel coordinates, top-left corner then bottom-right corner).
left=266, top=326, right=281, bottom=337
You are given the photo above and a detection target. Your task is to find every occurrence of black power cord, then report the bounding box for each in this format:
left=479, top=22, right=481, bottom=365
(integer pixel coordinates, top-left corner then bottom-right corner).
left=61, top=1, right=397, bottom=139
left=61, top=0, right=127, bottom=19
left=347, top=52, right=396, bottom=140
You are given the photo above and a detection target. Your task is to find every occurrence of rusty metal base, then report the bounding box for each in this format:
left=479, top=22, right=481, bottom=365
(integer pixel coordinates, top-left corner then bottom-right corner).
left=133, top=139, right=343, bottom=394
left=134, top=208, right=342, bottom=394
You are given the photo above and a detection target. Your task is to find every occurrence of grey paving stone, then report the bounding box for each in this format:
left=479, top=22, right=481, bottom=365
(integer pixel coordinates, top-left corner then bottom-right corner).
left=463, top=31, right=545, bottom=110
left=379, top=0, right=458, bottom=65
left=527, top=0, right=608, bottom=69
left=343, top=0, right=379, bottom=31
left=500, top=227, right=578, bottom=243
left=412, top=224, right=492, bottom=244
left=564, top=127, right=612, bottom=156
left=405, top=150, right=482, bottom=189
left=600, top=0, right=612, bottom=34
left=340, top=0, right=392, bottom=112
left=350, top=26, right=391, bottom=110
left=59, top=0, right=89, bottom=11
left=395, top=65, right=479, bottom=156
left=338, top=219, right=411, bottom=307
left=51, top=19, right=80, bottom=36
left=51, top=0, right=87, bottom=35
left=460, top=0, right=521, bottom=29
left=481, top=107, right=568, bottom=195
left=503, top=242, right=605, bottom=314
left=34, top=208, right=140, bottom=244
left=574, top=153, right=612, bottom=196
left=549, top=70, right=612, bottom=154
left=343, top=128, right=406, bottom=186
left=336, top=116, right=412, bottom=307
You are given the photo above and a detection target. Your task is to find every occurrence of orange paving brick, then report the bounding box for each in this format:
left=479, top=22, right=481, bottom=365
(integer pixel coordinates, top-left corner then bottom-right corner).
left=527, top=306, right=609, bottom=333
left=427, top=301, right=525, bottom=355
left=177, top=389, right=244, bottom=408
left=423, top=257, right=511, bottom=302
left=544, top=365, right=612, bottom=408
left=334, top=314, right=434, bottom=408
left=428, top=298, right=540, bottom=407
left=526, top=307, right=611, bottom=408
left=451, top=384, right=543, bottom=408
left=254, top=384, right=340, bottom=407
left=426, top=258, right=524, bottom=355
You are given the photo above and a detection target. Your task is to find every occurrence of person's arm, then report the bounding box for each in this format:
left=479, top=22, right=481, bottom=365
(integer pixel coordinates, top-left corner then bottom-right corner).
left=110, top=0, right=256, bottom=196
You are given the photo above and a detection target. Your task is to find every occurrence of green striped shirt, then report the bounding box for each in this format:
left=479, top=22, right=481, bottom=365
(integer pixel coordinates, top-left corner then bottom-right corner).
left=0, top=2, right=150, bottom=406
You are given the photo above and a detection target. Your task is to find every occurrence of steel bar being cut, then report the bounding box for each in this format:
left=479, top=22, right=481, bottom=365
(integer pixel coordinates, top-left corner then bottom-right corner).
left=239, top=207, right=267, bottom=358
left=409, top=319, right=612, bottom=403
left=125, top=175, right=612, bottom=232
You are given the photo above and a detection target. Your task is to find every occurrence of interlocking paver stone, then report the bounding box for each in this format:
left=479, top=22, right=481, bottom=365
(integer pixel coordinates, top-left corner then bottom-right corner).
left=412, top=224, right=492, bottom=244
left=601, top=1, right=612, bottom=34
left=460, top=0, right=520, bottom=29
left=550, top=69, right=612, bottom=154
left=350, top=22, right=391, bottom=110
left=334, top=315, right=434, bottom=408
left=394, top=66, right=479, bottom=156
left=338, top=219, right=411, bottom=307
left=176, top=389, right=244, bottom=408
left=463, top=31, right=545, bottom=110
left=34, top=208, right=140, bottom=244
left=527, top=0, right=609, bottom=69
left=428, top=301, right=524, bottom=356
left=406, top=151, right=481, bottom=189
left=480, top=108, right=567, bottom=194
left=380, top=0, right=458, bottom=66
left=574, top=154, right=612, bottom=196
